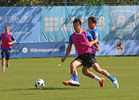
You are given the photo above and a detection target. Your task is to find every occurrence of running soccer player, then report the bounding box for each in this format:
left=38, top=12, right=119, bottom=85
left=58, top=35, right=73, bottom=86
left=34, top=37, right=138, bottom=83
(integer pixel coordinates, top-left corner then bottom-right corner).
left=87, top=16, right=119, bottom=88
left=0, top=26, right=16, bottom=72
left=62, top=17, right=101, bottom=86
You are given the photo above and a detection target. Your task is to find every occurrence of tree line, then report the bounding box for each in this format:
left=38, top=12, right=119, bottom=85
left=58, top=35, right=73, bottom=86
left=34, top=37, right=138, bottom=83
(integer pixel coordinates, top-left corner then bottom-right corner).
left=0, top=0, right=136, bottom=6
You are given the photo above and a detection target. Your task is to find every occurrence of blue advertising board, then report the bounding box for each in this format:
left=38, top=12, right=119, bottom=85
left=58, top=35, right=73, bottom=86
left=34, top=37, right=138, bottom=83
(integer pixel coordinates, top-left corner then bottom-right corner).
left=0, top=40, right=138, bottom=59
left=0, top=42, right=78, bottom=58
left=109, top=6, right=139, bottom=40
left=40, top=6, right=109, bottom=42
left=0, top=7, right=40, bottom=43
left=0, top=6, right=139, bottom=58
left=96, top=40, right=137, bottom=56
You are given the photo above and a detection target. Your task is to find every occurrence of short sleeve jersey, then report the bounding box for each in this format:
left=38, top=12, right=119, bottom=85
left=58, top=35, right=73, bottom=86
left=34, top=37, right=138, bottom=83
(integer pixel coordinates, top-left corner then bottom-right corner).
left=90, top=27, right=100, bottom=52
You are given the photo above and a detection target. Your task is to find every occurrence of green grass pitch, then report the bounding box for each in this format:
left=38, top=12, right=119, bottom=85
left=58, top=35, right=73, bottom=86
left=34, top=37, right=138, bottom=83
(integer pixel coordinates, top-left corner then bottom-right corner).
left=0, top=56, right=139, bottom=100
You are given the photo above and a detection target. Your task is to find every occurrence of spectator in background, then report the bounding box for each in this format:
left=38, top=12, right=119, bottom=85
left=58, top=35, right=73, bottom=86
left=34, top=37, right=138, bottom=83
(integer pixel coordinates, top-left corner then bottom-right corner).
left=0, top=26, right=16, bottom=72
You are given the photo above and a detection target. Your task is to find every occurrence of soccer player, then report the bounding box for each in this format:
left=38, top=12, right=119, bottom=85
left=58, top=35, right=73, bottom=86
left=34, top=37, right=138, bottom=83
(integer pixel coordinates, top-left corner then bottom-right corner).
left=88, top=16, right=100, bottom=53
left=62, top=17, right=101, bottom=86
left=61, top=18, right=119, bottom=88
left=88, top=16, right=119, bottom=88
left=0, top=26, right=16, bottom=72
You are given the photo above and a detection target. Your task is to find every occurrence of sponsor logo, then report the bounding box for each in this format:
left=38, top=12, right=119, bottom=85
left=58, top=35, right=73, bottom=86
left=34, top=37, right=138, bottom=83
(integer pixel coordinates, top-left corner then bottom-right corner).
left=45, top=16, right=106, bottom=32
left=111, top=10, right=139, bottom=38
left=22, top=47, right=28, bottom=53
left=30, top=48, right=59, bottom=53
left=116, top=42, right=124, bottom=53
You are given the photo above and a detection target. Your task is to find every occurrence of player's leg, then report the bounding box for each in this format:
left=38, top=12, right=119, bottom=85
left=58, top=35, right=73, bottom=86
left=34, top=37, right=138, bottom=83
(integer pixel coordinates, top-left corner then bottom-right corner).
left=88, top=54, right=119, bottom=88
left=82, top=65, right=105, bottom=87
left=62, top=59, right=82, bottom=86
left=6, top=60, right=9, bottom=67
left=92, top=63, right=110, bottom=77
left=67, top=59, right=82, bottom=87
left=5, top=50, right=11, bottom=67
left=70, top=59, right=82, bottom=80
left=92, top=63, right=119, bottom=88
left=2, top=58, right=5, bottom=72
left=70, top=60, right=82, bottom=81
left=80, top=53, right=105, bottom=87
left=1, top=50, right=5, bottom=72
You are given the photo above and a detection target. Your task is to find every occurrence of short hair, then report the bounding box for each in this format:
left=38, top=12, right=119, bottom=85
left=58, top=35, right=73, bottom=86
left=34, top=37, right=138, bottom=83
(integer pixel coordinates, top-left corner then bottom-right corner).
left=73, top=17, right=82, bottom=26
left=88, top=16, right=97, bottom=23
left=4, top=26, right=11, bottom=30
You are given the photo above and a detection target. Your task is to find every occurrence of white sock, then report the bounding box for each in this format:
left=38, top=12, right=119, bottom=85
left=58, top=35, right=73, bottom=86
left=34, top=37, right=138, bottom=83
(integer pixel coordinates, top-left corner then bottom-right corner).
left=94, top=75, right=102, bottom=82
left=2, top=66, right=5, bottom=70
left=69, top=74, right=74, bottom=80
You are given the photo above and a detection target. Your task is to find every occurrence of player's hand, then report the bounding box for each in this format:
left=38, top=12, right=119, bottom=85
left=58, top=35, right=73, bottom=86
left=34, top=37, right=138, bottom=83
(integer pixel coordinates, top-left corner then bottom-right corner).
left=61, top=58, right=66, bottom=62
left=89, top=42, right=93, bottom=47
left=97, top=47, right=101, bottom=53
left=8, top=42, right=12, bottom=45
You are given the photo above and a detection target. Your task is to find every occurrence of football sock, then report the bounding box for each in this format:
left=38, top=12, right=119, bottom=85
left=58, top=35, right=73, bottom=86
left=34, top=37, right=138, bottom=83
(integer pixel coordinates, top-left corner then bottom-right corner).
left=108, top=75, right=115, bottom=82
left=2, top=66, right=5, bottom=70
left=69, top=74, right=74, bottom=80
left=94, top=75, right=102, bottom=82
left=73, top=75, right=79, bottom=82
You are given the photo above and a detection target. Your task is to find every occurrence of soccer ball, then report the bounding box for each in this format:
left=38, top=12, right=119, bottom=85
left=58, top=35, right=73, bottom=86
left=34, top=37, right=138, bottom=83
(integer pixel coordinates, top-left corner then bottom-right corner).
left=34, top=78, right=45, bottom=89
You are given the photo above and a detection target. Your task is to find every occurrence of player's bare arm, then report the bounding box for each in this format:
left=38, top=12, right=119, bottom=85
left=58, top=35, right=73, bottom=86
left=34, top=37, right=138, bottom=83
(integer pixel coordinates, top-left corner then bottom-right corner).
left=94, top=44, right=101, bottom=53
left=61, top=44, right=72, bottom=62
left=89, top=40, right=100, bottom=53
left=8, top=40, right=16, bottom=45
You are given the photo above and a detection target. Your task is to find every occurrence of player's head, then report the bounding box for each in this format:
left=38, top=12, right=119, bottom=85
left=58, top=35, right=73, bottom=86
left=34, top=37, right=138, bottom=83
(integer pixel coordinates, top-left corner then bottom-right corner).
left=73, top=18, right=82, bottom=33
left=88, top=16, right=97, bottom=30
left=4, top=26, right=11, bottom=34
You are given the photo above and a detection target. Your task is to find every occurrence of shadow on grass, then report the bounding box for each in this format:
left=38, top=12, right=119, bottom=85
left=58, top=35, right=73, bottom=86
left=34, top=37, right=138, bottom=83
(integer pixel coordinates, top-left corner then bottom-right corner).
left=1, top=86, right=96, bottom=91
left=29, top=87, right=78, bottom=90
left=9, top=87, right=77, bottom=91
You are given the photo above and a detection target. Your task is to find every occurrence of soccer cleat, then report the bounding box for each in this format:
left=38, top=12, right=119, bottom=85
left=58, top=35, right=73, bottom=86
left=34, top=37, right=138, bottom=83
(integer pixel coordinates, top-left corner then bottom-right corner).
left=113, top=78, right=119, bottom=88
left=6, top=63, right=9, bottom=67
left=68, top=81, right=80, bottom=87
left=2, top=69, right=5, bottom=72
left=99, top=78, right=105, bottom=87
left=62, top=80, right=73, bottom=86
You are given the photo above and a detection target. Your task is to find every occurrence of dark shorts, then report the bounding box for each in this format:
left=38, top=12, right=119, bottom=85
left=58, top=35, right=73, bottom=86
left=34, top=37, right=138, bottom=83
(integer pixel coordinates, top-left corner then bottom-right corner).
left=1, top=49, right=11, bottom=60
left=73, top=53, right=97, bottom=68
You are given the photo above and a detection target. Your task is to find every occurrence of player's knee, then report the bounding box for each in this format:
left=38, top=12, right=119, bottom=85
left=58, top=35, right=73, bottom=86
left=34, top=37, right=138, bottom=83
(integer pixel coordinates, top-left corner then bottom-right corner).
left=71, top=61, right=79, bottom=67
left=70, top=63, right=76, bottom=69
left=82, top=69, right=88, bottom=76
left=70, top=63, right=73, bottom=67
left=82, top=71, right=86, bottom=75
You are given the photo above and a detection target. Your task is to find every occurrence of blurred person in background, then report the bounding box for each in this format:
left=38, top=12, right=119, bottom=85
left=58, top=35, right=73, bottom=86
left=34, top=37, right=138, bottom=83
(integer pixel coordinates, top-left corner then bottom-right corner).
left=0, top=26, right=16, bottom=72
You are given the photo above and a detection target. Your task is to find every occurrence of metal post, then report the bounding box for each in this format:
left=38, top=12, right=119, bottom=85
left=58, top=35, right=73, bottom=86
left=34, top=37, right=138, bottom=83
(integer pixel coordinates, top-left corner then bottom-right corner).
left=29, top=0, right=31, bottom=6
left=100, top=0, right=101, bottom=6
left=65, top=0, right=67, bottom=6
left=134, top=0, right=136, bottom=5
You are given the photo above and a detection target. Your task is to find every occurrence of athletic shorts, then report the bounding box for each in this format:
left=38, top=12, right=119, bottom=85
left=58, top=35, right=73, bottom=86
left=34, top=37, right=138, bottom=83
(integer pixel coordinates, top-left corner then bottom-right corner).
left=73, top=53, right=97, bottom=68
left=1, top=49, right=11, bottom=60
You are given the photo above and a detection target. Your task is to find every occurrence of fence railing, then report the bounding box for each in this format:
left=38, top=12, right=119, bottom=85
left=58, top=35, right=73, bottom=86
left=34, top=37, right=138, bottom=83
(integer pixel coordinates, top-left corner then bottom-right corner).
left=0, top=0, right=137, bottom=6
